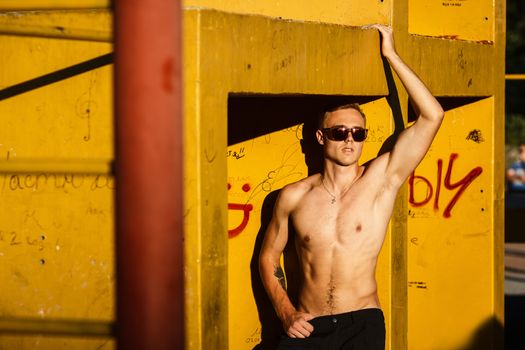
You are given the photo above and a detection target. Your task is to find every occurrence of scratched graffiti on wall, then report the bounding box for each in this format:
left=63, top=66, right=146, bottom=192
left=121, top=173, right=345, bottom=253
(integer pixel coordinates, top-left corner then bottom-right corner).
left=408, top=153, right=483, bottom=218
left=227, top=138, right=304, bottom=239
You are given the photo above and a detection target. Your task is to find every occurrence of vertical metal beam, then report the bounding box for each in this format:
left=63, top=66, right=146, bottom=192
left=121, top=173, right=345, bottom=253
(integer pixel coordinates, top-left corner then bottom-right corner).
left=114, top=1, right=184, bottom=349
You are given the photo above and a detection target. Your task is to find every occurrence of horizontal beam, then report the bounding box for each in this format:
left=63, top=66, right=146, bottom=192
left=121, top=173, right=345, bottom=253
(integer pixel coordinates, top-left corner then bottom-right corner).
left=505, top=74, right=525, bottom=81
left=0, top=159, right=112, bottom=174
left=0, top=23, right=111, bottom=42
left=0, top=317, right=114, bottom=337
left=0, top=1, right=109, bottom=10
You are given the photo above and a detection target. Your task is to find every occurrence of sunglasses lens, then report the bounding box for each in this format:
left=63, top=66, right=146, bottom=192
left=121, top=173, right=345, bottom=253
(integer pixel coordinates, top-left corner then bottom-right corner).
left=352, top=128, right=367, bottom=142
left=330, top=127, right=348, bottom=141
left=324, top=127, right=367, bottom=142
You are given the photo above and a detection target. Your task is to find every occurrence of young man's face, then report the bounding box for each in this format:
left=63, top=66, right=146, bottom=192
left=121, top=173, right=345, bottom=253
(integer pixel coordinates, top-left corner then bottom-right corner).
left=316, top=108, right=366, bottom=167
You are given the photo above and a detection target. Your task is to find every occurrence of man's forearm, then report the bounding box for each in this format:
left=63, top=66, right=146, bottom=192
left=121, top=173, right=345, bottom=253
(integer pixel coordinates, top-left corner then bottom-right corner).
left=259, top=259, right=296, bottom=321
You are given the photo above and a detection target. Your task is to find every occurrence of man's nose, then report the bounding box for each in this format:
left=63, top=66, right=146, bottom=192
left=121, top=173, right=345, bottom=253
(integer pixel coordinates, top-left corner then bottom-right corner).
left=344, top=132, right=353, bottom=143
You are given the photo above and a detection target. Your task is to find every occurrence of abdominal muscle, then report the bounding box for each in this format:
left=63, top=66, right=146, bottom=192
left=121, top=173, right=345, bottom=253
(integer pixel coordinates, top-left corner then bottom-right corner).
left=295, top=245, right=381, bottom=316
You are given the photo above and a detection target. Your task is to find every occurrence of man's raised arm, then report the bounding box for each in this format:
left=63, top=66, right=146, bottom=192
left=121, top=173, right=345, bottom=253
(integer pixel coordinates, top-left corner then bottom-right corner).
left=259, top=186, right=314, bottom=338
left=370, top=24, right=445, bottom=188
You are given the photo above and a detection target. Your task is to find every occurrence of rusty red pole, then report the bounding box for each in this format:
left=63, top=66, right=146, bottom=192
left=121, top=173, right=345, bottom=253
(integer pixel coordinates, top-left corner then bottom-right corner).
left=114, top=1, right=184, bottom=349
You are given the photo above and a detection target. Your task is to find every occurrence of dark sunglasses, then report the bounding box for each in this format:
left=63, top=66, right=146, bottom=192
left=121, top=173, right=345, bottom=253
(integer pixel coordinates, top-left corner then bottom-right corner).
left=322, top=126, right=368, bottom=142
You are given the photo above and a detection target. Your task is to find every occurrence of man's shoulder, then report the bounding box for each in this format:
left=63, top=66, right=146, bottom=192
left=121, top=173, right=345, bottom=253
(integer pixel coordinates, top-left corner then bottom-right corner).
left=278, top=175, right=319, bottom=203
left=360, top=153, right=391, bottom=180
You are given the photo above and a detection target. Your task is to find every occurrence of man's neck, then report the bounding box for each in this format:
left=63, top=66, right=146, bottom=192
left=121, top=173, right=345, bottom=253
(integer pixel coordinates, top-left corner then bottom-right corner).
left=321, top=162, right=362, bottom=193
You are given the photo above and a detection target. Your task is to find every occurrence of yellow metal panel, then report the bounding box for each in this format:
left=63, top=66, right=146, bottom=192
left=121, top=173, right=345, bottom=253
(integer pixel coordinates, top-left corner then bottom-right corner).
left=0, top=335, right=114, bottom=349
left=0, top=10, right=112, bottom=41
left=0, top=36, right=113, bottom=159
left=198, top=12, right=388, bottom=96
left=492, top=0, right=505, bottom=337
left=182, top=10, right=203, bottom=350
left=0, top=9, right=114, bottom=350
left=0, top=318, right=112, bottom=336
left=0, top=159, right=111, bottom=174
left=184, top=0, right=391, bottom=26
left=0, top=1, right=109, bottom=10
left=405, top=37, right=495, bottom=97
left=0, top=174, right=115, bottom=337
left=407, top=98, right=494, bottom=349
left=183, top=9, right=403, bottom=350
left=186, top=1, right=504, bottom=348
left=408, top=0, right=493, bottom=42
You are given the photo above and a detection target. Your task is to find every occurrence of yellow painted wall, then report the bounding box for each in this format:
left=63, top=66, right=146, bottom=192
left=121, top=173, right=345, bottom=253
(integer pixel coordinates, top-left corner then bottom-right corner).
left=184, top=1, right=504, bottom=349
left=184, top=0, right=391, bottom=26
left=0, top=1, right=504, bottom=349
left=183, top=9, right=409, bottom=350
left=407, top=98, right=494, bottom=349
left=408, top=0, right=493, bottom=42
left=0, top=9, right=114, bottom=350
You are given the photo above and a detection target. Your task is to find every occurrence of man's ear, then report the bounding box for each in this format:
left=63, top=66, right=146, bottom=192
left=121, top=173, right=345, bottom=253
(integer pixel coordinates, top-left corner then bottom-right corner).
left=316, top=129, right=325, bottom=145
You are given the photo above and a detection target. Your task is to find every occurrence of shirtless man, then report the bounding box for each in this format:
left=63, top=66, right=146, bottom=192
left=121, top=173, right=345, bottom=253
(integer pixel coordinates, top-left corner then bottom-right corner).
left=259, top=25, right=444, bottom=349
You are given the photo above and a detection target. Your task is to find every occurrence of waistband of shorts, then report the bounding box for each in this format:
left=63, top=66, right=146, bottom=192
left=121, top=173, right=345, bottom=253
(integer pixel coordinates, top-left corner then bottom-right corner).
left=311, top=308, right=383, bottom=323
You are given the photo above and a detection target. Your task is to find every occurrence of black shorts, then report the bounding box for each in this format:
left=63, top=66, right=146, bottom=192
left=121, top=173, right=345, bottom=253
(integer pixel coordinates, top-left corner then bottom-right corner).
left=277, top=308, right=385, bottom=350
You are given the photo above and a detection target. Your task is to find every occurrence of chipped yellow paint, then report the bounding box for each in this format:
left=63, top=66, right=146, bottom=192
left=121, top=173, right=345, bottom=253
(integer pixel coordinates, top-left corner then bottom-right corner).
left=184, top=0, right=391, bottom=26
left=0, top=9, right=114, bottom=350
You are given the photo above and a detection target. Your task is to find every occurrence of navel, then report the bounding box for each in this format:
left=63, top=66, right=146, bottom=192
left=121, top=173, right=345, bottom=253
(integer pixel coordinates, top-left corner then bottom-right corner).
left=356, top=224, right=362, bottom=233
left=304, top=235, right=311, bottom=243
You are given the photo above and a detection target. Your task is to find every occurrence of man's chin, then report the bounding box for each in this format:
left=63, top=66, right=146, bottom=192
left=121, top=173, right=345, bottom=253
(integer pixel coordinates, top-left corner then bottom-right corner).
left=333, top=159, right=358, bottom=167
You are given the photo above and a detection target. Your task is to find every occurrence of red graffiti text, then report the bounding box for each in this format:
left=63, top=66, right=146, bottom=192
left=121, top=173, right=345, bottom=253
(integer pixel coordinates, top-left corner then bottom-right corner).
left=228, top=182, right=254, bottom=238
left=408, top=153, right=483, bottom=218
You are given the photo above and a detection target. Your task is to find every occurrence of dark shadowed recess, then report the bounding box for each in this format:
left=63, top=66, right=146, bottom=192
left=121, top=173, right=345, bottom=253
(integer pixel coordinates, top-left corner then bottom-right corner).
left=228, top=94, right=384, bottom=178
left=505, top=295, right=525, bottom=349
left=407, top=96, right=489, bottom=123
left=228, top=93, right=382, bottom=146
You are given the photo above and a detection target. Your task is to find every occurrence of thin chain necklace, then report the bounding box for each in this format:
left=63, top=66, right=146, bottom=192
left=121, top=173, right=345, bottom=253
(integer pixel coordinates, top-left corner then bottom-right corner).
left=320, top=173, right=360, bottom=204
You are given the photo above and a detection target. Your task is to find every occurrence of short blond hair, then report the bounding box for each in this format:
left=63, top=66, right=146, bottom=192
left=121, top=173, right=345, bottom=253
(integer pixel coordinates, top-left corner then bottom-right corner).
left=318, top=103, right=366, bottom=129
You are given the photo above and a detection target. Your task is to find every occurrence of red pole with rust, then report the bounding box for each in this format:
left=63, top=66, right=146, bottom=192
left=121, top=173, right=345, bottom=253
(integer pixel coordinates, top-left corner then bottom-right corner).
left=114, top=1, right=184, bottom=349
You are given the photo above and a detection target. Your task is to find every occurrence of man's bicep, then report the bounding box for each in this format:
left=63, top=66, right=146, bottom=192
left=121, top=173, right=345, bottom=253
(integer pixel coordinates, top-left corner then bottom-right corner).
left=386, top=119, right=440, bottom=186
left=261, top=218, right=289, bottom=259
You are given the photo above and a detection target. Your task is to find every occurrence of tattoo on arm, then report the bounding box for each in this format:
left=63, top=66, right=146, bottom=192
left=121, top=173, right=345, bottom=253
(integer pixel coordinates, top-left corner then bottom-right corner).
left=273, top=266, right=286, bottom=290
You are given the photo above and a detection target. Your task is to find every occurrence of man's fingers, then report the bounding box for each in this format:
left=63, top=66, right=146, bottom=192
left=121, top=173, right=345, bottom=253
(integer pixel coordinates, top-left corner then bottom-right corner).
left=366, top=24, right=392, bottom=34
left=295, top=319, right=314, bottom=337
left=288, top=328, right=306, bottom=338
left=287, top=319, right=313, bottom=338
left=294, top=325, right=311, bottom=338
left=303, top=320, right=314, bottom=333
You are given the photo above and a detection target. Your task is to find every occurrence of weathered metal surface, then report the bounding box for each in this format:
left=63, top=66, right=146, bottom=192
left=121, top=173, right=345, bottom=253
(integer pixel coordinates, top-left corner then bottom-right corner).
left=114, top=0, right=184, bottom=349
left=0, top=9, right=114, bottom=350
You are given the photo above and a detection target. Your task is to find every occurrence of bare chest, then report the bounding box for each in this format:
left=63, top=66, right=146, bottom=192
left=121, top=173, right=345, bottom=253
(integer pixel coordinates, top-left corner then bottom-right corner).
left=291, top=190, right=377, bottom=249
